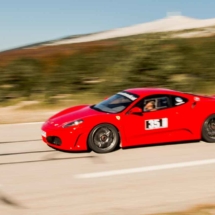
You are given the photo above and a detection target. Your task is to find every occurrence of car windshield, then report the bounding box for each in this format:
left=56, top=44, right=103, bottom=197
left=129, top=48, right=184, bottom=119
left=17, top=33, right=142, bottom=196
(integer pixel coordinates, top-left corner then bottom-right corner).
left=92, top=91, right=139, bottom=113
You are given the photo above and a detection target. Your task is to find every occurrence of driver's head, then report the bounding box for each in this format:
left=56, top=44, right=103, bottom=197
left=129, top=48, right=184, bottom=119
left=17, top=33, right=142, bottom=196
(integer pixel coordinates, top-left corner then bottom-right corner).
left=145, top=101, right=155, bottom=111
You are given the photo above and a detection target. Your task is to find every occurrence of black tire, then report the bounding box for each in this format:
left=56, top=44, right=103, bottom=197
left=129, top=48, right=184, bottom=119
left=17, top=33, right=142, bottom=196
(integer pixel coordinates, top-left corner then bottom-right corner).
left=202, top=114, right=215, bottom=143
left=88, top=123, right=120, bottom=153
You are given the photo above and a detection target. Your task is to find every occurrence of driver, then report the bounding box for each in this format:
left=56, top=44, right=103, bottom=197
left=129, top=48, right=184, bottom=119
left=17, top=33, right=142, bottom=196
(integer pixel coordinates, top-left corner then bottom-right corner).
left=144, top=101, right=156, bottom=112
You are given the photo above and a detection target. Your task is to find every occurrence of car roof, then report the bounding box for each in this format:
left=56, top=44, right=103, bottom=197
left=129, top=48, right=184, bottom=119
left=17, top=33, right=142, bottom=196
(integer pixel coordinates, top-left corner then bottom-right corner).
left=124, top=88, right=178, bottom=96
left=124, top=88, right=215, bottom=101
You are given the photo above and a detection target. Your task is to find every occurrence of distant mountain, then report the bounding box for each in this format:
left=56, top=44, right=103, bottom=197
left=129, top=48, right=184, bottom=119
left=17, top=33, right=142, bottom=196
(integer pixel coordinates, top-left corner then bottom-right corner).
left=43, top=15, right=215, bottom=46
left=0, top=33, right=93, bottom=53
left=2, top=15, right=215, bottom=53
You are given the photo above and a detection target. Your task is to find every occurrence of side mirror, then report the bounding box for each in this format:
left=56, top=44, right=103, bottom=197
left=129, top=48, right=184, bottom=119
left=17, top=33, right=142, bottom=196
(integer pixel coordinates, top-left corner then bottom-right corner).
left=129, top=107, right=142, bottom=114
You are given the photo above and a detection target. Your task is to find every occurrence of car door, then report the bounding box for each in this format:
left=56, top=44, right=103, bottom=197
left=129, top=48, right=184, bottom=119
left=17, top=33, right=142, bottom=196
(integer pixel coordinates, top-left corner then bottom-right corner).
left=122, top=94, right=193, bottom=147
left=167, top=94, right=198, bottom=139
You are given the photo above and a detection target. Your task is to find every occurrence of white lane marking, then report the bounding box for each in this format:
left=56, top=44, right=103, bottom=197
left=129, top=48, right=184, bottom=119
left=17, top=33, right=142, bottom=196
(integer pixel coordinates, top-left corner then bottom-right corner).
left=0, top=122, right=44, bottom=126
left=75, top=158, right=215, bottom=179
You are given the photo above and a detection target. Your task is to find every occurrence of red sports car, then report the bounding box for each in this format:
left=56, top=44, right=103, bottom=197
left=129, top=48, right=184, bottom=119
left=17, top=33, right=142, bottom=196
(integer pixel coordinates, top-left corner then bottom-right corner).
left=41, top=88, right=215, bottom=153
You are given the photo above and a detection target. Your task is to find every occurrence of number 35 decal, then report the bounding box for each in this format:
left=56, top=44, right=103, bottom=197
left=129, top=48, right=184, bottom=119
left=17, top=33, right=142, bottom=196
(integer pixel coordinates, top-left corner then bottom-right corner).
left=145, top=118, right=168, bottom=130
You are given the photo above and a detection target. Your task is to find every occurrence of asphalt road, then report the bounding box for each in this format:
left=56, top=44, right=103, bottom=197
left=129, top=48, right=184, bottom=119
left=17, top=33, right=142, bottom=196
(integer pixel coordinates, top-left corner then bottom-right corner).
left=0, top=123, right=215, bottom=215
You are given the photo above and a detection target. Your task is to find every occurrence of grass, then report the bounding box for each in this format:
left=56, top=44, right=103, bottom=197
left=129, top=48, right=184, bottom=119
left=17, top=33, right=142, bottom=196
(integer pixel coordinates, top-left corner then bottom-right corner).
left=15, top=92, right=103, bottom=111
left=1, top=26, right=215, bottom=107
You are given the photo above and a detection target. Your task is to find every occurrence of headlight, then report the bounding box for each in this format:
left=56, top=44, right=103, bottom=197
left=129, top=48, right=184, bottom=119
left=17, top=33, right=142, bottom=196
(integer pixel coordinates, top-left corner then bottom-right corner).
left=62, top=119, right=84, bottom=128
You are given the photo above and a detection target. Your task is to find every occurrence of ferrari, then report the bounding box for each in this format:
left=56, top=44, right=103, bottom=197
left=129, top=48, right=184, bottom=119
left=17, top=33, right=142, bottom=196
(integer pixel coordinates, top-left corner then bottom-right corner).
left=41, top=88, right=215, bottom=153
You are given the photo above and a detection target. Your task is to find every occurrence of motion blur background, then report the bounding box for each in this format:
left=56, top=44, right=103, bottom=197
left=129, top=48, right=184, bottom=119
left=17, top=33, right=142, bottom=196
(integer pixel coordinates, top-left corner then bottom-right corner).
left=1, top=0, right=215, bottom=122
left=1, top=2, right=215, bottom=215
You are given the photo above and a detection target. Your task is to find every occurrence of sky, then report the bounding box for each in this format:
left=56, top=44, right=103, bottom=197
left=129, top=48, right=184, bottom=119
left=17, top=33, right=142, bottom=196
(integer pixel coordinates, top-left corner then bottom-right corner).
left=0, top=0, right=215, bottom=51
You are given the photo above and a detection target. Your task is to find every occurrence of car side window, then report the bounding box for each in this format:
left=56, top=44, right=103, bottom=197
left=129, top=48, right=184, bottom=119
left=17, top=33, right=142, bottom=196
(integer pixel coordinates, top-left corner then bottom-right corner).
left=133, top=94, right=188, bottom=113
left=142, top=96, right=171, bottom=112
left=171, top=96, right=188, bottom=106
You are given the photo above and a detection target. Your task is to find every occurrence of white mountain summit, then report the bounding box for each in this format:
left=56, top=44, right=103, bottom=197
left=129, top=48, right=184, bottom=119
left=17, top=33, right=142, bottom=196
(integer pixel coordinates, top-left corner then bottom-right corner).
left=44, top=15, right=215, bottom=46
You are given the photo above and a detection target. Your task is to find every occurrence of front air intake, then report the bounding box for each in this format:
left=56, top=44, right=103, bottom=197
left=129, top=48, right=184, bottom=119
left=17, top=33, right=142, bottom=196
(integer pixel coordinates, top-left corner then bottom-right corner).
left=46, top=136, right=62, bottom=146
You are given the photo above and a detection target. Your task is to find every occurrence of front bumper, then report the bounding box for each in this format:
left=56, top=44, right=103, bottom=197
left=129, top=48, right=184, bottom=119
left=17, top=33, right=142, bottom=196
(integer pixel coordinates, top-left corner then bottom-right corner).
left=41, top=121, right=88, bottom=151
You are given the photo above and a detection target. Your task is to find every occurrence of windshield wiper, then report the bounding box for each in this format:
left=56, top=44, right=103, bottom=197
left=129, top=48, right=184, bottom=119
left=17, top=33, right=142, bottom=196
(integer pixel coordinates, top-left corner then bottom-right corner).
left=91, top=105, right=115, bottom=113
left=91, top=105, right=104, bottom=112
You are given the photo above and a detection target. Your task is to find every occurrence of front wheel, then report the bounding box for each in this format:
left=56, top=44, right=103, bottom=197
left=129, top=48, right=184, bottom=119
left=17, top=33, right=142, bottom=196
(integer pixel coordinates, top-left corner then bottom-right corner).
left=202, top=114, right=215, bottom=142
left=88, top=124, right=120, bottom=153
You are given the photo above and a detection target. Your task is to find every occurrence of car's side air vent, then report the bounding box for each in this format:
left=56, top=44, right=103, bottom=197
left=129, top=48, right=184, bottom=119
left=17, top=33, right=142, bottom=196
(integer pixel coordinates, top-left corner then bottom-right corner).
left=192, top=102, right=197, bottom=108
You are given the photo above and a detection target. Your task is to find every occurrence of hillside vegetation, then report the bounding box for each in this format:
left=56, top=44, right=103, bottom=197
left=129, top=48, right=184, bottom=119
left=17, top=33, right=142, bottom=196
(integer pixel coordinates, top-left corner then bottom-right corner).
left=1, top=32, right=215, bottom=106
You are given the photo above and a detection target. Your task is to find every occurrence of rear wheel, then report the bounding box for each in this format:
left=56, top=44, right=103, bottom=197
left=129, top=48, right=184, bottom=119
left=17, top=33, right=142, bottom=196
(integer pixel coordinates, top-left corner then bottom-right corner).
left=202, top=114, right=215, bottom=142
left=88, top=124, right=120, bottom=153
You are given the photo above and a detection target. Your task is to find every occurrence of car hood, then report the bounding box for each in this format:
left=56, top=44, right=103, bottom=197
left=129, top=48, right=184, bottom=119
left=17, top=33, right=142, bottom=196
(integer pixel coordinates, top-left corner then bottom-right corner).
left=48, top=105, right=105, bottom=125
